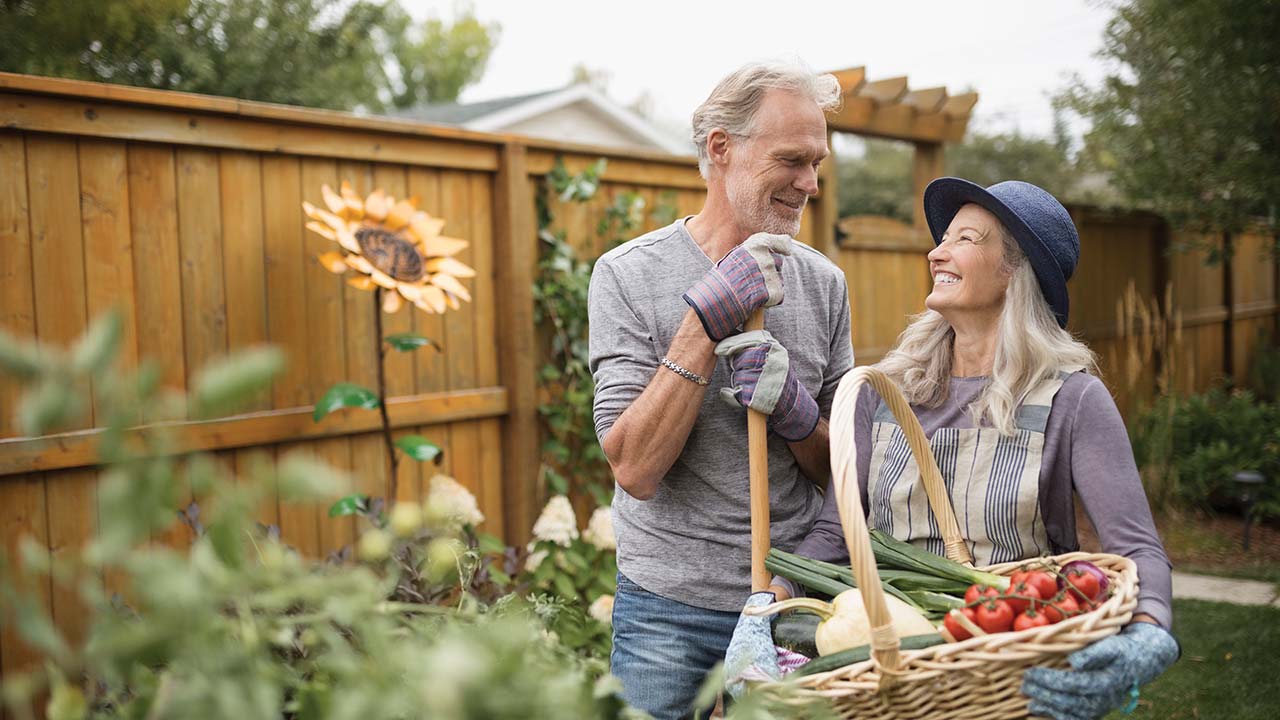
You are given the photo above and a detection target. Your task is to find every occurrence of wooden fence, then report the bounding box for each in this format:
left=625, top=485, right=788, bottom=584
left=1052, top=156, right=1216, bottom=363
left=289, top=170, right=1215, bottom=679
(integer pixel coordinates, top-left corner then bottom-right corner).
left=0, top=72, right=1274, bottom=686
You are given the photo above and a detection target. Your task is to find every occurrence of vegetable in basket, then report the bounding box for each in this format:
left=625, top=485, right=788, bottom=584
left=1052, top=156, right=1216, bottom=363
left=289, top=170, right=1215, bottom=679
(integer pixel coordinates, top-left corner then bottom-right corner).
left=745, top=588, right=936, bottom=656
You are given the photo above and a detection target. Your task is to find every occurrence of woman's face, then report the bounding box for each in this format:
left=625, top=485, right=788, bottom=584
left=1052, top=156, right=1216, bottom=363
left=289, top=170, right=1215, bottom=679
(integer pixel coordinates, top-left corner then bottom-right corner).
left=925, top=203, right=1011, bottom=324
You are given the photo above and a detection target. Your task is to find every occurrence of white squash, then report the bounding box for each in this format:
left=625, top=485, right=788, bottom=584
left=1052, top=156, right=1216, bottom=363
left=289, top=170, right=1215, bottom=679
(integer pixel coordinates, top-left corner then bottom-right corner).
left=750, top=589, right=937, bottom=656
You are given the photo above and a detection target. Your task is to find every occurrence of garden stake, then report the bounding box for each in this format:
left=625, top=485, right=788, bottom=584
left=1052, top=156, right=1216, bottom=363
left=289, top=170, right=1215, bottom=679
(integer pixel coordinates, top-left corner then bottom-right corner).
left=746, top=308, right=770, bottom=592
left=374, top=287, right=400, bottom=500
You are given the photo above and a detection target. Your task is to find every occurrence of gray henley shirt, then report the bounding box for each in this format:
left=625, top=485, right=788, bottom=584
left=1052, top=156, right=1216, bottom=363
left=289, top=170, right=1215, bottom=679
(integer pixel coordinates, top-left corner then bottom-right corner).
left=589, top=218, right=854, bottom=612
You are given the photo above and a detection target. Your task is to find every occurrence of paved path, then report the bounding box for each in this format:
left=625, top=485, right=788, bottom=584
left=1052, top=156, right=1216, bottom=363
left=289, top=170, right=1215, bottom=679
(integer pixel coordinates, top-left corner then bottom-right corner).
left=1171, top=571, right=1280, bottom=607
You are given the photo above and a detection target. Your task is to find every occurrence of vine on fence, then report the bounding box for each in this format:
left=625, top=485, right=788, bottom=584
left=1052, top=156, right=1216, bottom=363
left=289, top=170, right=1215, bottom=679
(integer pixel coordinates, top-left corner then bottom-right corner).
left=532, top=158, right=677, bottom=508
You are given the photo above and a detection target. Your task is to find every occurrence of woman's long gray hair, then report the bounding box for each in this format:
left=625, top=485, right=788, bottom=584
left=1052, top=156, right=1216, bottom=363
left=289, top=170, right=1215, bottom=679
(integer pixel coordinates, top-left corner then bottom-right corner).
left=875, top=226, right=1097, bottom=435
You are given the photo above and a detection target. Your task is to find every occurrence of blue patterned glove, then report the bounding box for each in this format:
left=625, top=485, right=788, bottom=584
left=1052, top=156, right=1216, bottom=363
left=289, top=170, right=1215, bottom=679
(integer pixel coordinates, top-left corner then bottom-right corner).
left=1022, top=622, right=1180, bottom=720
left=683, top=233, right=791, bottom=341
left=715, top=330, right=819, bottom=441
left=724, top=591, right=781, bottom=698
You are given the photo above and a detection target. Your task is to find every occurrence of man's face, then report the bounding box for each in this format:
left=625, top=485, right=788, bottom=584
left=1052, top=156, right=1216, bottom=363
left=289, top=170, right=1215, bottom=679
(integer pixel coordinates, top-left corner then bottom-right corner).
left=723, top=89, right=829, bottom=237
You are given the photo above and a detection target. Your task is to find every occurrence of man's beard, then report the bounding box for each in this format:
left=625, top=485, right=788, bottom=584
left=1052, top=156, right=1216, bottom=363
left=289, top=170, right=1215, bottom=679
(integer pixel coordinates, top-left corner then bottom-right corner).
left=726, top=171, right=804, bottom=237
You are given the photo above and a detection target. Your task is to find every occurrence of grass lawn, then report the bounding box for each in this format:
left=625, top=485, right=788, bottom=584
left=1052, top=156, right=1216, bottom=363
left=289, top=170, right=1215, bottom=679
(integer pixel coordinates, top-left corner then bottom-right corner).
left=1104, top=599, right=1280, bottom=719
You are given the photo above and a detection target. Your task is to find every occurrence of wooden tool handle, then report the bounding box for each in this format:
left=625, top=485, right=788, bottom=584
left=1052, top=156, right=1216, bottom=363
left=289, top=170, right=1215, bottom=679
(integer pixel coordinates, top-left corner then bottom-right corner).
left=745, top=309, right=771, bottom=592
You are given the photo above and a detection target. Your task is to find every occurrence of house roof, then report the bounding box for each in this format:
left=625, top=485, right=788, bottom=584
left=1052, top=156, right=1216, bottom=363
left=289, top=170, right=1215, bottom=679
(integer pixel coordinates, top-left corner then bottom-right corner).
left=391, top=88, right=560, bottom=125
left=392, top=84, right=689, bottom=155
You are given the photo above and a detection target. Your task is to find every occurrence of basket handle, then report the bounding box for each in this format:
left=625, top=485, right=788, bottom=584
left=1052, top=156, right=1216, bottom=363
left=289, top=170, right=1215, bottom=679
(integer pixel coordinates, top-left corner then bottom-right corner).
left=828, top=367, right=970, bottom=675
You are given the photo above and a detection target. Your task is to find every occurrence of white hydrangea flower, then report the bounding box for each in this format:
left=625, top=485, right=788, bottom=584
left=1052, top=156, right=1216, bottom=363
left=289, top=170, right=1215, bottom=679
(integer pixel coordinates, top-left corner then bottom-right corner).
left=524, top=547, right=548, bottom=573
left=582, top=506, right=616, bottom=551
left=423, top=474, right=485, bottom=529
left=531, top=495, right=579, bottom=547
left=588, top=594, right=614, bottom=625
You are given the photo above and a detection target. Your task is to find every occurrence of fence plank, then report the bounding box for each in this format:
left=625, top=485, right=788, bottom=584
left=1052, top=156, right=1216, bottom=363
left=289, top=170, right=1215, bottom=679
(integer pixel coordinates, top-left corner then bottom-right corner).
left=370, top=164, right=420, bottom=503
left=219, top=150, right=276, bottom=526
left=127, top=144, right=187, bottom=391
left=0, top=473, right=53, bottom=693
left=78, top=138, right=137, bottom=599
left=0, top=92, right=500, bottom=171
left=300, top=158, right=354, bottom=555
left=337, top=163, right=390, bottom=510
left=495, top=146, right=540, bottom=543
left=261, top=154, right=318, bottom=557
left=0, top=132, right=34, bottom=439
left=440, top=169, right=482, bottom=506
left=27, top=134, right=98, bottom=650
left=470, top=173, right=503, bottom=533
left=406, top=166, right=451, bottom=487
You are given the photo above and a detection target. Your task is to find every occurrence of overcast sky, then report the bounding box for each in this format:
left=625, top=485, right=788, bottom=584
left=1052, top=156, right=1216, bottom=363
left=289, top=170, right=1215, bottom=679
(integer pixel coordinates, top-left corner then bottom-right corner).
left=404, top=0, right=1114, bottom=145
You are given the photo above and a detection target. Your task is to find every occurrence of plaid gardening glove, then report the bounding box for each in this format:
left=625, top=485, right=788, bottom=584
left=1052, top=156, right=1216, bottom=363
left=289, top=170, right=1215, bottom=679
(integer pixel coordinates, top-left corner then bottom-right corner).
left=724, top=591, right=781, bottom=698
left=1021, top=622, right=1180, bottom=720
left=683, top=232, right=792, bottom=341
left=715, top=330, right=819, bottom=442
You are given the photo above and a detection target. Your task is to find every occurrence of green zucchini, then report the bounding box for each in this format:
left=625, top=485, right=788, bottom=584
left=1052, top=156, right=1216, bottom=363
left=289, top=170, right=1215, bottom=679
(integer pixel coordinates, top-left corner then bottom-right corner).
left=772, top=613, right=820, bottom=658
left=792, top=633, right=946, bottom=677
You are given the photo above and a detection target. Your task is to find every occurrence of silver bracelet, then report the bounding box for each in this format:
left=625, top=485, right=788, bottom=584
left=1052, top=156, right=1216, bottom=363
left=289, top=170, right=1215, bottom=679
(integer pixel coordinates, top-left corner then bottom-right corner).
left=660, top=357, right=710, bottom=386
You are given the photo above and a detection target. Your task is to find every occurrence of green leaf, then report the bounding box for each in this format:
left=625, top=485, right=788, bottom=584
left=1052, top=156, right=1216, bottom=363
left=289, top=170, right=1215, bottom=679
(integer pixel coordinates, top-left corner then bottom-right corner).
left=552, top=573, right=577, bottom=600
left=394, top=435, right=442, bottom=463
left=0, top=328, right=44, bottom=380
left=191, top=347, right=286, bottom=419
left=71, top=308, right=123, bottom=374
left=476, top=532, right=506, bottom=555
left=383, top=333, right=441, bottom=353
left=328, top=494, right=370, bottom=518
left=312, top=383, right=379, bottom=422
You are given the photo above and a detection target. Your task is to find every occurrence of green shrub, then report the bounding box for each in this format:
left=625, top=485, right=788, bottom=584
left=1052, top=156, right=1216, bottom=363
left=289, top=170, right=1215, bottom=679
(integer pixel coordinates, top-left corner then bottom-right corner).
left=1132, top=386, right=1280, bottom=520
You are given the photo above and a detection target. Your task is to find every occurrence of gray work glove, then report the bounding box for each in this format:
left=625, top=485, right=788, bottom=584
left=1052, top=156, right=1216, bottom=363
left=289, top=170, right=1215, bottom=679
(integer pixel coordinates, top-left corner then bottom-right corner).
left=724, top=591, right=781, bottom=698
left=1021, top=622, right=1180, bottom=719
left=715, top=330, right=819, bottom=441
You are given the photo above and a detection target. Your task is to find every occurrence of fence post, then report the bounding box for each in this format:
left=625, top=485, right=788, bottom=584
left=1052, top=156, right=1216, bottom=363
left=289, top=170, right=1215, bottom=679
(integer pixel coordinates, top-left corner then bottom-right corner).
left=493, top=141, right=540, bottom=544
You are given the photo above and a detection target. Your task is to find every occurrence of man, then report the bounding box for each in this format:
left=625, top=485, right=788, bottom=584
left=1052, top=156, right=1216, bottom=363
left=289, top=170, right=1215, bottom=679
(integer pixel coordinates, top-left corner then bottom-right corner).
left=588, top=60, right=854, bottom=718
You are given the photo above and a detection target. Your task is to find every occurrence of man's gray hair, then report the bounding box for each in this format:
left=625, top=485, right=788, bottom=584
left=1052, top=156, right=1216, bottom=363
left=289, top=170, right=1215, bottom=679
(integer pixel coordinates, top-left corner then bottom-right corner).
left=691, top=60, right=842, bottom=179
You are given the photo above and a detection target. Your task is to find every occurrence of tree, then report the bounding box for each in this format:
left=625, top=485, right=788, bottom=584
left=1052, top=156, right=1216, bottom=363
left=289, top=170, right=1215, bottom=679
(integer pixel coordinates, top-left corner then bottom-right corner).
left=390, top=2, right=500, bottom=108
left=0, top=0, right=500, bottom=113
left=945, top=117, right=1091, bottom=204
left=836, top=138, right=914, bottom=223
left=1056, top=0, right=1280, bottom=237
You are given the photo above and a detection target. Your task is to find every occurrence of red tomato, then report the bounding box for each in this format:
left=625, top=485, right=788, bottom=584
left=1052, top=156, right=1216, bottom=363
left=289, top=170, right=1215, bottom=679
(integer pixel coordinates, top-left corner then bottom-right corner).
left=964, top=584, right=1000, bottom=605
left=1004, top=580, right=1042, bottom=615
left=1014, top=609, right=1051, bottom=632
left=975, top=600, right=1015, bottom=634
left=1064, top=568, right=1102, bottom=602
left=944, top=607, right=978, bottom=641
left=1024, top=570, right=1058, bottom=600
left=1008, top=570, right=1029, bottom=587
left=1042, top=593, right=1081, bottom=624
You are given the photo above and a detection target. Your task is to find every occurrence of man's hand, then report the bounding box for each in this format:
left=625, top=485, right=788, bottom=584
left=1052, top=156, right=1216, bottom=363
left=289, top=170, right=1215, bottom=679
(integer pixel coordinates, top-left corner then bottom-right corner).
left=683, top=233, right=792, bottom=341
left=714, top=329, right=819, bottom=442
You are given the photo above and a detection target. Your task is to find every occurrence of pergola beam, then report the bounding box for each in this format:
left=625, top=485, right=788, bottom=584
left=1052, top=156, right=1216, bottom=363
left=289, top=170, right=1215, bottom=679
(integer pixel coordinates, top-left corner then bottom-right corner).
left=825, top=66, right=977, bottom=145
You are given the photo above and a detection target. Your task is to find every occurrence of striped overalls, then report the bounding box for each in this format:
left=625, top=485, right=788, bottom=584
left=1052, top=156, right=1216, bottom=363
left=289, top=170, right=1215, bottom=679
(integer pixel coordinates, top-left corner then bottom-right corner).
left=867, top=371, right=1079, bottom=566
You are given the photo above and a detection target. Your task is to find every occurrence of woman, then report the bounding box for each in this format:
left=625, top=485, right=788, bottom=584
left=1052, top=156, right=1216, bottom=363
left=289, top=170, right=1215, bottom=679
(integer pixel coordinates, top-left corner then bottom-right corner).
left=729, top=178, right=1178, bottom=719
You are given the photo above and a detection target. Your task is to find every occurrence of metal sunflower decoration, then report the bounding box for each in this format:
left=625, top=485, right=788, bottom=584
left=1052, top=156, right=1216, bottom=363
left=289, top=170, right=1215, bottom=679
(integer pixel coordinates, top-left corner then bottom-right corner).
left=303, top=181, right=475, bottom=314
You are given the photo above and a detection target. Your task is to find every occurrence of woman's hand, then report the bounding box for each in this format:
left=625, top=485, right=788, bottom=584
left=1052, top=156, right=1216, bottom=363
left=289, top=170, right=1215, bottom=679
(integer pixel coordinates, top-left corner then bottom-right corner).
left=1021, top=620, right=1179, bottom=719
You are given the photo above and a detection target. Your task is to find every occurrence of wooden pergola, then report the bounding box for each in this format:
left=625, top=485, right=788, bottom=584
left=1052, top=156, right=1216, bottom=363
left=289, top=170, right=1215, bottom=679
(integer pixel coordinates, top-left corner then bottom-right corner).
left=819, top=66, right=978, bottom=242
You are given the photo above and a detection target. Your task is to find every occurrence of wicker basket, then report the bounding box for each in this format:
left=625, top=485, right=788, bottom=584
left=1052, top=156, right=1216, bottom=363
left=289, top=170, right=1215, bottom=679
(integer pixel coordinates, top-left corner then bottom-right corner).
left=772, top=367, right=1139, bottom=719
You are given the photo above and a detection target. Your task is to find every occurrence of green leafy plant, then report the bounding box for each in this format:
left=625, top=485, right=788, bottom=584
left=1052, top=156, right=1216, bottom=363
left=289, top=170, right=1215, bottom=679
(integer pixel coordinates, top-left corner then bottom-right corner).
left=0, top=313, right=642, bottom=720
left=1132, top=386, right=1280, bottom=520
left=533, top=159, right=675, bottom=508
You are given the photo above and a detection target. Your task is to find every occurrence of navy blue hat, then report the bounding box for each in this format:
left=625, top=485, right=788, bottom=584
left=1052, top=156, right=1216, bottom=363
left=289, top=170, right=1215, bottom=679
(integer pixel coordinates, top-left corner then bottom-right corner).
left=923, top=177, right=1079, bottom=327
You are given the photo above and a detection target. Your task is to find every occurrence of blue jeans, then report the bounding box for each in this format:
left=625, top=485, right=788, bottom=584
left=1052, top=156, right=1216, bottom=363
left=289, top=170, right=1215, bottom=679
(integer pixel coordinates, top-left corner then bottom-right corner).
left=610, top=572, right=741, bottom=720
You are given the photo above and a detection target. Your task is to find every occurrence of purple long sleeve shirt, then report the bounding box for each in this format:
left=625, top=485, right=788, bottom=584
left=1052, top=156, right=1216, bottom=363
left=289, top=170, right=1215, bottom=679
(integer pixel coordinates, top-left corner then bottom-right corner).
left=777, top=373, right=1174, bottom=629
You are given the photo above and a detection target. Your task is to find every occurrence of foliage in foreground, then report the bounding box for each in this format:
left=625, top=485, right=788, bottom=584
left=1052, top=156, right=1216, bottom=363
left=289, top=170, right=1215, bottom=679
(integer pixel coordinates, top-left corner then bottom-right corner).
left=0, top=313, right=821, bottom=720
left=0, top=313, right=635, bottom=720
